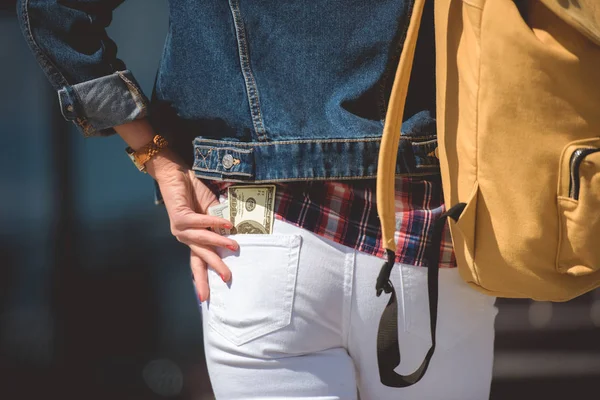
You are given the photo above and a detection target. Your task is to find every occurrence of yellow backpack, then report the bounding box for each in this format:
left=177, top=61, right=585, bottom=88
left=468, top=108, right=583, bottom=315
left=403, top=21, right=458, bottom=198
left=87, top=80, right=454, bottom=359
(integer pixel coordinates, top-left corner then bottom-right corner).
left=375, top=0, right=600, bottom=387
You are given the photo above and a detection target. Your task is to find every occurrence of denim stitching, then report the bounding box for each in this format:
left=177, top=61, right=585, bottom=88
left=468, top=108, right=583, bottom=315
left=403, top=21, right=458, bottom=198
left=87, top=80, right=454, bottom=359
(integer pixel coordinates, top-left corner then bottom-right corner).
left=22, top=0, right=93, bottom=135
left=192, top=171, right=438, bottom=183
left=76, top=118, right=93, bottom=136
left=21, top=0, right=103, bottom=136
left=193, top=173, right=247, bottom=183
left=228, top=0, right=268, bottom=141
left=196, top=146, right=253, bottom=170
left=70, top=86, right=97, bottom=136
left=194, top=135, right=436, bottom=147
left=116, top=71, right=148, bottom=115
left=195, top=145, right=253, bottom=153
left=195, top=148, right=212, bottom=169
left=193, top=168, right=254, bottom=177
left=21, top=0, right=70, bottom=89
left=412, top=139, right=437, bottom=146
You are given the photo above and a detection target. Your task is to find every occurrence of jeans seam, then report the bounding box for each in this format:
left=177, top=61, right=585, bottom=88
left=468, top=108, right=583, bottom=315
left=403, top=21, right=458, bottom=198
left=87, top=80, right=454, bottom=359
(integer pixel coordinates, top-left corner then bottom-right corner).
left=21, top=0, right=70, bottom=89
left=116, top=71, right=148, bottom=116
left=399, top=264, right=408, bottom=334
left=228, top=0, right=268, bottom=141
left=342, top=251, right=355, bottom=349
left=21, top=0, right=93, bottom=137
left=194, top=135, right=437, bottom=147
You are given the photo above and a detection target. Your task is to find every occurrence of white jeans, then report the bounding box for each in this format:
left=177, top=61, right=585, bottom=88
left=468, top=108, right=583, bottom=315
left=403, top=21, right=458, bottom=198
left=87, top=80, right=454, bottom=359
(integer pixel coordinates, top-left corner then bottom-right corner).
left=202, top=219, right=498, bottom=400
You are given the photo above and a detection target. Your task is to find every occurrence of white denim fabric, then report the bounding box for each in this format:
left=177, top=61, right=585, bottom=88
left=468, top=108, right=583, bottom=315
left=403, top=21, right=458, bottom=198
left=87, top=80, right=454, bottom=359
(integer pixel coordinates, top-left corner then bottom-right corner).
left=201, top=219, right=498, bottom=400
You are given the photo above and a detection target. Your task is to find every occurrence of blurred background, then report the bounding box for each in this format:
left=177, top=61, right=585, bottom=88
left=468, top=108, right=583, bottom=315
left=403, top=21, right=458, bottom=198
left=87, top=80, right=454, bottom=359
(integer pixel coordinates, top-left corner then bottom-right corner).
left=0, top=1, right=598, bottom=399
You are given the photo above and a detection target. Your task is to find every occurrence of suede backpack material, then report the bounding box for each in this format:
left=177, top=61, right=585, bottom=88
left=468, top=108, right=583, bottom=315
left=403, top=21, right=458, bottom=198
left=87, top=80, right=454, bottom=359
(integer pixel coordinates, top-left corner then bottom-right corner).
left=375, top=0, right=600, bottom=387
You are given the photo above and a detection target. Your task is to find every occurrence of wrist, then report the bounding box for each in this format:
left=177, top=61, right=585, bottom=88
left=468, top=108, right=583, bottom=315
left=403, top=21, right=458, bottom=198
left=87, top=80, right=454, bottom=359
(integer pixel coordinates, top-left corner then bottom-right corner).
left=125, top=133, right=170, bottom=173
left=145, top=148, right=188, bottom=180
left=115, top=119, right=156, bottom=151
left=115, top=120, right=188, bottom=178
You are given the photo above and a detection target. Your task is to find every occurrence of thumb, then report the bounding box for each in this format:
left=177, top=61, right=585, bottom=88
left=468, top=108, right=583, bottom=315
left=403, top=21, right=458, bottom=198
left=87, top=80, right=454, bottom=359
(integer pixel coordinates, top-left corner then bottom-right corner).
left=189, top=172, right=222, bottom=213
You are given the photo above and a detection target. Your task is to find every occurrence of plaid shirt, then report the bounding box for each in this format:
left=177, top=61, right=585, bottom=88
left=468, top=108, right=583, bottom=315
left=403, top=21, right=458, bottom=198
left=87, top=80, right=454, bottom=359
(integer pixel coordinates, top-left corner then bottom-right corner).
left=209, top=177, right=455, bottom=269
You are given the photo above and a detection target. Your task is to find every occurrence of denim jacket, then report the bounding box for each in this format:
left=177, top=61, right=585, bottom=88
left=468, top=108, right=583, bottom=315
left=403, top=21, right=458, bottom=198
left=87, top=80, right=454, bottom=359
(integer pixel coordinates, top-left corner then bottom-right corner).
left=18, top=0, right=438, bottom=182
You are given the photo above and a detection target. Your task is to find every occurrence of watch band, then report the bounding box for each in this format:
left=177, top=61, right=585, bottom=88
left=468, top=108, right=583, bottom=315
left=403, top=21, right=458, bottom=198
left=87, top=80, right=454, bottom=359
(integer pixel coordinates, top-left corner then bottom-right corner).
left=125, top=134, right=169, bottom=172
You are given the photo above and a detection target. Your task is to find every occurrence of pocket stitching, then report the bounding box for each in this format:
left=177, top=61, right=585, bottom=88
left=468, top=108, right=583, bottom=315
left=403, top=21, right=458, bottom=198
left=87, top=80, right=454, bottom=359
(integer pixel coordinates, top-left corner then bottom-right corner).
left=556, top=138, right=600, bottom=274
left=206, top=234, right=300, bottom=346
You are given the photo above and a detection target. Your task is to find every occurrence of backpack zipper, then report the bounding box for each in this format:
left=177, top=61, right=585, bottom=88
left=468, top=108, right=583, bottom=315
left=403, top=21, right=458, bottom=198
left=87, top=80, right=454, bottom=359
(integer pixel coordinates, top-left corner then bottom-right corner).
left=569, top=148, right=600, bottom=200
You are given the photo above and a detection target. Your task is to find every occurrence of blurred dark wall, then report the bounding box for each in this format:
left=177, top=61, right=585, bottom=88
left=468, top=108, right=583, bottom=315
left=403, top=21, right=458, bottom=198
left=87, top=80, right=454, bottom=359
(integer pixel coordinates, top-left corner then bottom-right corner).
left=0, top=2, right=599, bottom=400
left=1, top=2, right=214, bottom=399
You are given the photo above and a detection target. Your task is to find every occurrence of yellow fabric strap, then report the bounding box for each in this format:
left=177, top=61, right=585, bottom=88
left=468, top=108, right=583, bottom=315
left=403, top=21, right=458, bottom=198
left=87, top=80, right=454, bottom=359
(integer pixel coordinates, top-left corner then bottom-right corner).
left=376, top=0, right=426, bottom=252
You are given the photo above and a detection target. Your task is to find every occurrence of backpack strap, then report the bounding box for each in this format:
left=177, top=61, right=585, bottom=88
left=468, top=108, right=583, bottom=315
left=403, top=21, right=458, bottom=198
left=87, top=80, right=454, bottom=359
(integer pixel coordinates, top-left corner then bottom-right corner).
left=375, top=0, right=456, bottom=387
left=376, top=203, right=464, bottom=387
left=376, top=0, right=426, bottom=255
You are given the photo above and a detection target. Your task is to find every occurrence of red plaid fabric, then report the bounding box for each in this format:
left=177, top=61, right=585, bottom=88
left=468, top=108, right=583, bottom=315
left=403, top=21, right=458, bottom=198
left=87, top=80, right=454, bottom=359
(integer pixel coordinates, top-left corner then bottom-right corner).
left=208, top=177, right=455, bottom=269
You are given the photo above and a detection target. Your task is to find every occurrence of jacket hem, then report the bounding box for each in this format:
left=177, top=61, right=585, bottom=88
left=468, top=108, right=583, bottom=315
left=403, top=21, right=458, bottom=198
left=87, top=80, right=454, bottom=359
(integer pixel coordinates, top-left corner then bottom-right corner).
left=192, top=136, right=439, bottom=182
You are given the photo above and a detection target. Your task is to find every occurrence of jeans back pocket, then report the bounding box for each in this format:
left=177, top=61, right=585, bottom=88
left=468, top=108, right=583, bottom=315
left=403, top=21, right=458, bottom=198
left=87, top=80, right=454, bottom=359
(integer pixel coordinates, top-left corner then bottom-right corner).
left=206, top=234, right=302, bottom=346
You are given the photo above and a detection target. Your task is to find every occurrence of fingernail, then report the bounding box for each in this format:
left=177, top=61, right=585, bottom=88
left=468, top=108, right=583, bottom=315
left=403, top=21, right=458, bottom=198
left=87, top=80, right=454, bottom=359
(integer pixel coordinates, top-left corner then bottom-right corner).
left=227, top=245, right=236, bottom=251
left=225, top=224, right=233, bottom=229
left=198, top=293, right=204, bottom=302
left=220, top=274, right=228, bottom=282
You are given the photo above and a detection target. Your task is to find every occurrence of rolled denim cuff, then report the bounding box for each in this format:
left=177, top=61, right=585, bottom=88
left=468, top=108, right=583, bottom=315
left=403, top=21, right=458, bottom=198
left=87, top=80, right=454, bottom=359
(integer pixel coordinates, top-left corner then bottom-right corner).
left=57, top=70, right=149, bottom=137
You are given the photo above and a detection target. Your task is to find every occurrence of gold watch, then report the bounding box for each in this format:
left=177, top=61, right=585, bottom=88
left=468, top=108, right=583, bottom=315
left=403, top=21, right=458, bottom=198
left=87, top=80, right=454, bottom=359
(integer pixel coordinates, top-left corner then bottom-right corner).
left=125, top=134, right=169, bottom=172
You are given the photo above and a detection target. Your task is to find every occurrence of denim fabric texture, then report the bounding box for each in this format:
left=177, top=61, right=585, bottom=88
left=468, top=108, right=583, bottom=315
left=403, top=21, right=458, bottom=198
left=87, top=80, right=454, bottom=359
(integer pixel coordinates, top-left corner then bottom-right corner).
left=18, top=0, right=438, bottom=182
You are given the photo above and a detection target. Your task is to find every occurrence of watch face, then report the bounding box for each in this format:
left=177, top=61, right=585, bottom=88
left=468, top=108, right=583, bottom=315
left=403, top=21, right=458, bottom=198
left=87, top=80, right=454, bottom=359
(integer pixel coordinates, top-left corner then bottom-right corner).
left=126, top=147, right=145, bottom=171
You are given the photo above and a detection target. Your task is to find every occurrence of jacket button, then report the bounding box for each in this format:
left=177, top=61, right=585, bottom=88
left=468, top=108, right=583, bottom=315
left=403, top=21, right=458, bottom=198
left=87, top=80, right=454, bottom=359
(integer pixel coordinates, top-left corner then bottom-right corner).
left=222, top=154, right=234, bottom=169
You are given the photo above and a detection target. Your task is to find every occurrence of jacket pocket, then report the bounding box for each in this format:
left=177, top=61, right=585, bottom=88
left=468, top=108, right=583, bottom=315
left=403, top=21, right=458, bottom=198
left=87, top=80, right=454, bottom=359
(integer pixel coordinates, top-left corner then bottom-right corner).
left=556, top=137, right=600, bottom=276
left=206, top=234, right=302, bottom=346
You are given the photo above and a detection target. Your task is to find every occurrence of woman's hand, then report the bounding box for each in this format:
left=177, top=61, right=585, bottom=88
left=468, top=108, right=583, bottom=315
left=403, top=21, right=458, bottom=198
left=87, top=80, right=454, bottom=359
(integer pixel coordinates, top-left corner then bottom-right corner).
left=146, top=149, right=237, bottom=302
left=115, top=119, right=234, bottom=302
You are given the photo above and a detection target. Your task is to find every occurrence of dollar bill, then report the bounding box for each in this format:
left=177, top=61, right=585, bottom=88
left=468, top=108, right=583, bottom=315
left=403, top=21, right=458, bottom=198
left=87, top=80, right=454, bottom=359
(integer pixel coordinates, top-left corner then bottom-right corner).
left=207, top=200, right=231, bottom=235
left=228, top=185, right=276, bottom=234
